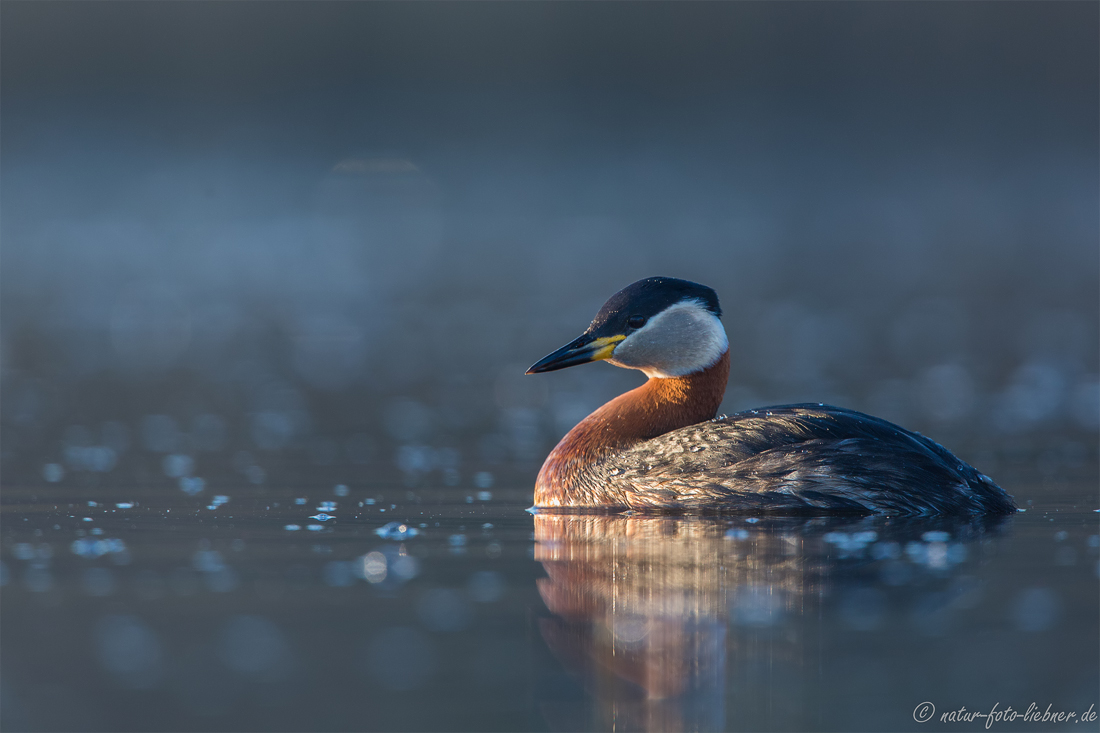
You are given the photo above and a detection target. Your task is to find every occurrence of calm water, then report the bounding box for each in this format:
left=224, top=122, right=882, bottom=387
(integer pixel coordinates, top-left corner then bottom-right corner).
left=2, top=474, right=1097, bottom=732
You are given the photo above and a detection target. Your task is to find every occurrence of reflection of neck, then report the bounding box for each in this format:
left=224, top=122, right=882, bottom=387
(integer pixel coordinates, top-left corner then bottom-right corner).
left=534, top=350, right=730, bottom=507
left=535, top=513, right=732, bottom=714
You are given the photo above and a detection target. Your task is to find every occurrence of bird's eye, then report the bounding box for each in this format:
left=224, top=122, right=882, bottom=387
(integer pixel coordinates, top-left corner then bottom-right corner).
left=627, top=315, right=647, bottom=329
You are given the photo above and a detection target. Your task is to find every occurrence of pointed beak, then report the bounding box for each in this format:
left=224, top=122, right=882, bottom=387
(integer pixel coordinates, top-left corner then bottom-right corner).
left=526, top=334, right=626, bottom=374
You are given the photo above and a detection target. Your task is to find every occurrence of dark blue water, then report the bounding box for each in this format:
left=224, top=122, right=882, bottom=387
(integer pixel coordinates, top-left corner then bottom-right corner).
left=2, top=475, right=1097, bottom=731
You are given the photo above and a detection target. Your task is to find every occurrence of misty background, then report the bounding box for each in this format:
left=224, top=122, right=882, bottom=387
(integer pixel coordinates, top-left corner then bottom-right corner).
left=2, top=2, right=1097, bottom=495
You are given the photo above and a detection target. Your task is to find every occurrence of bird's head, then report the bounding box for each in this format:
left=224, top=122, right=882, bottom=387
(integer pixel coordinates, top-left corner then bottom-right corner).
left=527, top=277, right=727, bottom=379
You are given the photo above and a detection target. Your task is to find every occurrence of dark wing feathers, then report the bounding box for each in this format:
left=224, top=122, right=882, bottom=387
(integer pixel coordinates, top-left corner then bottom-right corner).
left=603, top=404, right=1015, bottom=515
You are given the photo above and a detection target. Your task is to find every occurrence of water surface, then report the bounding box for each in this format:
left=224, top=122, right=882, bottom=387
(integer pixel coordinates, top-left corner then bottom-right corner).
left=2, top=477, right=1096, bottom=731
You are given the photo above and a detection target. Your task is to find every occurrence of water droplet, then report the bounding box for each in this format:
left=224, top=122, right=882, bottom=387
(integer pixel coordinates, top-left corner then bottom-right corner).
left=375, top=521, right=419, bottom=540
left=359, top=552, right=388, bottom=583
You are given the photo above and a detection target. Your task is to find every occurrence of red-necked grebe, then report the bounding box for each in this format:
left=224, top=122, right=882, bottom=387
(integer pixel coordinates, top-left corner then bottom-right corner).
left=526, top=277, right=1016, bottom=515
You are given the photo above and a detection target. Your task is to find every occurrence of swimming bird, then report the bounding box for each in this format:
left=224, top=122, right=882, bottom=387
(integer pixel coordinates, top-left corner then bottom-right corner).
left=526, top=277, right=1016, bottom=515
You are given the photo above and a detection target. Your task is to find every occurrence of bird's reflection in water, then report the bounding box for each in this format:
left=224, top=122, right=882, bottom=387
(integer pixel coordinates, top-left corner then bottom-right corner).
left=534, top=512, right=1010, bottom=732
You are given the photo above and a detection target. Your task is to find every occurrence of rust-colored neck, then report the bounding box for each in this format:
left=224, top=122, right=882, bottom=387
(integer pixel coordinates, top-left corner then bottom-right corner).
left=534, top=350, right=730, bottom=507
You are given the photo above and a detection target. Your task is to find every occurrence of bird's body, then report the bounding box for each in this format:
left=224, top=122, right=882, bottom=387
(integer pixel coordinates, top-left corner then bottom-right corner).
left=527, top=277, right=1016, bottom=516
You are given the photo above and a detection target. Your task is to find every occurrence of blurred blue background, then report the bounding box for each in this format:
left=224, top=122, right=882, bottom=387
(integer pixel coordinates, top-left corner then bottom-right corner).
left=2, top=2, right=1097, bottom=494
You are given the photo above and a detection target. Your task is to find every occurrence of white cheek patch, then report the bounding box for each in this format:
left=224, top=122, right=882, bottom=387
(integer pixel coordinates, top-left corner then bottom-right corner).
left=608, top=300, right=728, bottom=378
